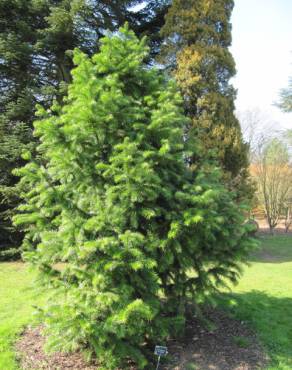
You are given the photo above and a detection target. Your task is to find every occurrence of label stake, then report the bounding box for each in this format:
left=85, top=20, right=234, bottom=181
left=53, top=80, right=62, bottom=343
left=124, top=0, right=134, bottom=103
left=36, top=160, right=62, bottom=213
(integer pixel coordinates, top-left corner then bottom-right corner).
left=154, top=345, right=168, bottom=370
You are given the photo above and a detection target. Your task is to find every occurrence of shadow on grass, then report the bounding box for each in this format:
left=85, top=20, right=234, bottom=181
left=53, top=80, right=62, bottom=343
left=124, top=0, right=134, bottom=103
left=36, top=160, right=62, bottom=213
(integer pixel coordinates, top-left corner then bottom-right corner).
left=217, top=290, right=292, bottom=368
left=249, top=234, right=292, bottom=264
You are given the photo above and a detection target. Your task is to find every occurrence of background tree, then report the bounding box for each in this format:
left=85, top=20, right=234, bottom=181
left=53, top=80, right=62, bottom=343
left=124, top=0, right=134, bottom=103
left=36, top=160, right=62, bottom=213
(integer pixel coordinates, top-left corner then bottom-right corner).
left=161, top=0, right=250, bottom=197
left=237, top=108, right=277, bottom=159
left=251, top=138, right=292, bottom=233
left=0, top=0, right=169, bottom=257
left=279, top=77, right=292, bottom=113
left=0, top=0, right=43, bottom=258
left=14, top=27, right=255, bottom=368
left=236, top=108, right=280, bottom=222
left=284, top=199, right=292, bottom=233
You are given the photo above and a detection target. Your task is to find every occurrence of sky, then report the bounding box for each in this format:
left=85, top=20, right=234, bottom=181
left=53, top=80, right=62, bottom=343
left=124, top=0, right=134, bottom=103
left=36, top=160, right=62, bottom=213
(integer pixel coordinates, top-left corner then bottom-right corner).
left=231, top=0, right=292, bottom=130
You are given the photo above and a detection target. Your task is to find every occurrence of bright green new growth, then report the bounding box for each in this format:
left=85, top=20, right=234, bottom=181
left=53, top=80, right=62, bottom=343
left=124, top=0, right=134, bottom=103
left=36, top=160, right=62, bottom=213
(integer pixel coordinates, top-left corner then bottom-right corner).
left=14, top=26, right=256, bottom=369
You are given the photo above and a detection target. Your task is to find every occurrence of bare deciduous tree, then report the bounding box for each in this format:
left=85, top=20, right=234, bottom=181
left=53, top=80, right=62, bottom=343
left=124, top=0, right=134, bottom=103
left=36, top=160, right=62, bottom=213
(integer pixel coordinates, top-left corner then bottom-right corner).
left=237, top=108, right=277, bottom=161
left=284, top=199, right=292, bottom=233
left=251, top=138, right=292, bottom=234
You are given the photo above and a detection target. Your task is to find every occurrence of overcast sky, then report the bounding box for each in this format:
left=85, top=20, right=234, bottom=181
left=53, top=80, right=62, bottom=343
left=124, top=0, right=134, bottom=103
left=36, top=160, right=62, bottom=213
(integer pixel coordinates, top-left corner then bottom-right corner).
left=231, top=0, right=292, bottom=129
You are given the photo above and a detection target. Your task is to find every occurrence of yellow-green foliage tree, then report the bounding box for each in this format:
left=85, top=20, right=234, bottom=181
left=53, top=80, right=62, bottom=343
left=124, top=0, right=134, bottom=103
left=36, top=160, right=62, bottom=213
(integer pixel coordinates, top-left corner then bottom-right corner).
left=161, top=0, right=250, bottom=196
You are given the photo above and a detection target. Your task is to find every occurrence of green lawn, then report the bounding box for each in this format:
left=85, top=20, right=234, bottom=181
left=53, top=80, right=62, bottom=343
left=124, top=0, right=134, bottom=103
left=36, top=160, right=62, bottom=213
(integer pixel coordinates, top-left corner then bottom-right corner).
left=0, top=263, right=42, bottom=370
left=219, top=234, right=292, bottom=370
left=0, top=234, right=291, bottom=369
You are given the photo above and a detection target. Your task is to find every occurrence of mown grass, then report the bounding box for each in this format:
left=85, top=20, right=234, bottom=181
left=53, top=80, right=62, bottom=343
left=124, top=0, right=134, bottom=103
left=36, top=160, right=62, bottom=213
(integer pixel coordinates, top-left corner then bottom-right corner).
left=0, top=234, right=291, bottom=369
left=0, top=263, right=42, bottom=370
left=219, top=234, right=292, bottom=370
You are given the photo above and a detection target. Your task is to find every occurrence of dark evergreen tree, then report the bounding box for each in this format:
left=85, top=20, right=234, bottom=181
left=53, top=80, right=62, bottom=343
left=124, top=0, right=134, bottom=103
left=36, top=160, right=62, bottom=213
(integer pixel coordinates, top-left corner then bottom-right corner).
left=0, top=0, right=169, bottom=257
left=161, top=0, right=250, bottom=197
left=279, top=77, right=292, bottom=112
left=14, top=27, right=255, bottom=369
left=0, top=0, right=42, bottom=257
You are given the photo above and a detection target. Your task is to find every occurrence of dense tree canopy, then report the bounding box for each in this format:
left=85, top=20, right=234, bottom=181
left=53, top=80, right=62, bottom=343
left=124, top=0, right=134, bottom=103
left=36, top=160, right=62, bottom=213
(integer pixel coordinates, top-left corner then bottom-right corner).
left=14, top=27, right=255, bottom=368
left=0, top=0, right=169, bottom=255
left=161, top=0, right=250, bottom=196
left=1, top=0, right=253, bottom=257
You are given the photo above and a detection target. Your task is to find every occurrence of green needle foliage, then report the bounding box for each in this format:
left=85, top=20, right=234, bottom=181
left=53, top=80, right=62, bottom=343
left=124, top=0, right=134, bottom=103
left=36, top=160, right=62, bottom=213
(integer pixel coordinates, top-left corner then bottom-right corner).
left=0, top=0, right=169, bottom=256
left=161, top=0, right=250, bottom=197
left=14, top=26, right=256, bottom=369
left=279, top=77, right=292, bottom=112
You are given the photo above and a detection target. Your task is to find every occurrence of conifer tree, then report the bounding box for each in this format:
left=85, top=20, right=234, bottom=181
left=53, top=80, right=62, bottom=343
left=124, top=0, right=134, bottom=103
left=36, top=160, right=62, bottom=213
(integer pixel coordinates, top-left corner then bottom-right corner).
left=161, top=0, right=250, bottom=195
left=279, top=77, right=292, bottom=112
left=14, top=27, right=255, bottom=369
left=0, top=0, right=169, bottom=255
left=0, top=0, right=41, bottom=256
